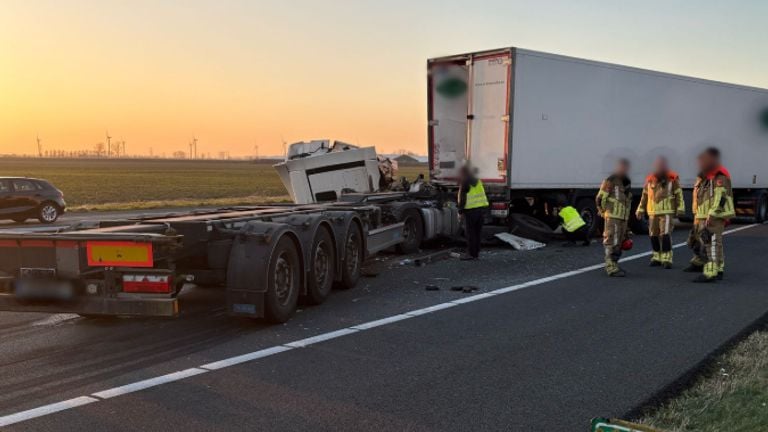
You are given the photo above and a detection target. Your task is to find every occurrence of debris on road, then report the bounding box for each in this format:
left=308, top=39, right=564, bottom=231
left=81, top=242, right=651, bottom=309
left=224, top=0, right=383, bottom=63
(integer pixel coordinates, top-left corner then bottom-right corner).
left=450, top=286, right=479, bottom=294
left=494, top=232, right=547, bottom=251
left=425, top=285, right=440, bottom=291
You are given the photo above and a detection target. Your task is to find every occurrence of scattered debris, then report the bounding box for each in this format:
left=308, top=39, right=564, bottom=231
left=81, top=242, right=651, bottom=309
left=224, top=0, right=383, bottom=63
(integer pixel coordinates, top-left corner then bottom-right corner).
left=494, top=232, right=546, bottom=251
left=451, top=286, right=479, bottom=293
left=425, top=285, right=440, bottom=291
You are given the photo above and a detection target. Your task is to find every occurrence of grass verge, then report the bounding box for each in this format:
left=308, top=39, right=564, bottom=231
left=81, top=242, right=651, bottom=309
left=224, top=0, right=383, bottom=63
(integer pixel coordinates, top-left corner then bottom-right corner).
left=638, top=326, right=768, bottom=431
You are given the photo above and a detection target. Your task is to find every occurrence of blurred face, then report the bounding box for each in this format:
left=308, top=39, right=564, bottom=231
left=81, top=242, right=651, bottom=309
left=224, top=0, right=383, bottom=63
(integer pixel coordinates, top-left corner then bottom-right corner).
left=653, top=157, right=668, bottom=174
left=614, top=160, right=630, bottom=177
left=698, top=152, right=717, bottom=172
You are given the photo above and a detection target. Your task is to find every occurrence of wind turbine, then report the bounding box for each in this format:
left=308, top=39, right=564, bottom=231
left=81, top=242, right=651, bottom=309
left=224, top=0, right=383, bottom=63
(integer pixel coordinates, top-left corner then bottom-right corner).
left=36, top=135, right=42, bottom=158
left=106, top=131, right=112, bottom=157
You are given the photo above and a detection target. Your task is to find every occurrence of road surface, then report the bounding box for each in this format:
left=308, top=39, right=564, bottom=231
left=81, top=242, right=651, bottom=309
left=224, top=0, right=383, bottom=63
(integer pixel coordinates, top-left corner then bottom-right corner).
left=0, top=221, right=765, bottom=431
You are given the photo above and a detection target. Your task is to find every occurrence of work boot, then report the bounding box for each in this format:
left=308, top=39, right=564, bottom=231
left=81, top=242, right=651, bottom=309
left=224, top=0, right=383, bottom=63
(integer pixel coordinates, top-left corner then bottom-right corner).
left=717, top=272, right=724, bottom=281
left=693, top=274, right=716, bottom=283
left=662, top=262, right=673, bottom=270
left=608, top=268, right=627, bottom=278
left=683, top=264, right=703, bottom=273
left=460, top=254, right=477, bottom=261
left=649, top=260, right=661, bottom=267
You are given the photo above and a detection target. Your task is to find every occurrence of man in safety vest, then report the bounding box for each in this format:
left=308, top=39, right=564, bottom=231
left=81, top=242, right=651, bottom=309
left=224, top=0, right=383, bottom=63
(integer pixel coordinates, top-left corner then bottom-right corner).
left=635, top=156, right=685, bottom=269
left=558, top=203, right=590, bottom=246
left=685, top=147, right=734, bottom=283
left=458, top=163, right=489, bottom=260
left=596, top=158, right=633, bottom=277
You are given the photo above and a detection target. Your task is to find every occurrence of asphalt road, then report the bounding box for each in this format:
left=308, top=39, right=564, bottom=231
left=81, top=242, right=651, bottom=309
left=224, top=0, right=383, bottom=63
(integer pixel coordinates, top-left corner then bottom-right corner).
left=0, top=222, right=766, bottom=431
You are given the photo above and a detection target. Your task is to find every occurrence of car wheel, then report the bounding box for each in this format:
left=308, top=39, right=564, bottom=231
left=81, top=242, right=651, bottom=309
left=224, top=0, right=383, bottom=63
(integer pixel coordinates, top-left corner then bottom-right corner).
left=38, top=203, right=60, bottom=224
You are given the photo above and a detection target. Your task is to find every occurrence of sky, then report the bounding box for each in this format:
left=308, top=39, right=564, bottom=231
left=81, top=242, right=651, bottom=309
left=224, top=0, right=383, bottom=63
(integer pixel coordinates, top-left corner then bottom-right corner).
left=1, top=0, right=767, bottom=157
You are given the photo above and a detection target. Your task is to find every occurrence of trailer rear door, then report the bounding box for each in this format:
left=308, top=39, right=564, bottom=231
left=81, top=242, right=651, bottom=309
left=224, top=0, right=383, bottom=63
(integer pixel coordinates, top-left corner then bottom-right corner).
left=428, top=51, right=511, bottom=185
left=467, top=53, right=511, bottom=184
left=428, top=60, right=469, bottom=183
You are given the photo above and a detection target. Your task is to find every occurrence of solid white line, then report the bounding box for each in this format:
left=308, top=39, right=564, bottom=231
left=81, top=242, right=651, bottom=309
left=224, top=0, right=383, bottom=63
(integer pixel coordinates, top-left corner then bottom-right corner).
left=199, top=346, right=294, bottom=371
left=0, top=396, right=98, bottom=427
left=1, top=224, right=757, bottom=427
left=92, top=368, right=208, bottom=399
left=284, top=328, right=359, bottom=348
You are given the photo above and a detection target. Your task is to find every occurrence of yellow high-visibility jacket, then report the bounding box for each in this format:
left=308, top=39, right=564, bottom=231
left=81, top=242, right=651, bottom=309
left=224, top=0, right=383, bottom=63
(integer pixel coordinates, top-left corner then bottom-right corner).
left=637, top=171, right=685, bottom=217
left=596, top=175, right=632, bottom=221
left=693, top=166, right=735, bottom=220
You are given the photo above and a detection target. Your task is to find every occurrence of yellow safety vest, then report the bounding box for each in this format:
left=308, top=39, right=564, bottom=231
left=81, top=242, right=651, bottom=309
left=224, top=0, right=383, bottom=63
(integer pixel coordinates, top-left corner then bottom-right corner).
left=559, top=206, right=586, bottom=232
left=464, top=181, right=489, bottom=210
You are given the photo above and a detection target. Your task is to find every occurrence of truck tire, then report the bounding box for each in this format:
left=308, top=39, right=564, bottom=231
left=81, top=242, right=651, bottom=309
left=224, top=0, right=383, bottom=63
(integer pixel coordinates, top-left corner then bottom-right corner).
left=303, top=226, right=336, bottom=305
left=336, top=223, right=362, bottom=290
left=396, top=209, right=424, bottom=254
left=575, top=199, right=600, bottom=237
left=508, top=213, right=553, bottom=244
left=264, top=236, right=301, bottom=323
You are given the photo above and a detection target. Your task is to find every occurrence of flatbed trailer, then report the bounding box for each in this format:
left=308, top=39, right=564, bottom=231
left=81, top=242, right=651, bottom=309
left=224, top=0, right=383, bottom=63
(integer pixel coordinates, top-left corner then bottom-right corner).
left=0, top=194, right=459, bottom=322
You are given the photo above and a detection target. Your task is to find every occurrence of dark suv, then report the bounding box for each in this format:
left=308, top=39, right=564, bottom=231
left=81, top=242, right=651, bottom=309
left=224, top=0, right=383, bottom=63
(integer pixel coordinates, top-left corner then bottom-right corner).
left=0, top=177, right=66, bottom=224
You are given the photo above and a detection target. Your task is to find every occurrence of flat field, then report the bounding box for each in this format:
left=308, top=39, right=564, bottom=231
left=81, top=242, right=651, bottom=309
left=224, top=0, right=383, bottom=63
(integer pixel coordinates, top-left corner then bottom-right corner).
left=0, top=158, right=426, bottom=211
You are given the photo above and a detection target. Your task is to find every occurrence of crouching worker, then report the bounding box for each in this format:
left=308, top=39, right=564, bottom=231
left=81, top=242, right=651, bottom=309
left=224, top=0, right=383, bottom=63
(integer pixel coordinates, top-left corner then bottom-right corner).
left=557, top=203, right=590, bottom=246
left=458, top=163, right=489, bottom=260
left=596, top=158, right=633, bottom=277
left=635, top=156, right=685, bottom=269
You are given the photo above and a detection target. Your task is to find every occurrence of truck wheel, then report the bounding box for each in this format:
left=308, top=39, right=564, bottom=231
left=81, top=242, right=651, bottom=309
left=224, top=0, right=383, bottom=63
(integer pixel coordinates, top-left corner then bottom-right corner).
left=336, top=223, right=362, bottom=290
left=575, top=199, right=600, bottom=237
left=396, top=209, right=424, bottom=254
left=264, top=236, right=301, bottom=323
left=303, top=226, right=336, bottom=305
left=508, top=213, right=553, bottom=243
left=37, top=202, right=60, bottom=224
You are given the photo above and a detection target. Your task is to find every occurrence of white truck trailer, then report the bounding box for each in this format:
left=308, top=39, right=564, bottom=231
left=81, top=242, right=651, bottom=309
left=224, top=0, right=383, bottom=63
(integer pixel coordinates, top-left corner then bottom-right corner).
left=428, top=47, right=768, bottom=234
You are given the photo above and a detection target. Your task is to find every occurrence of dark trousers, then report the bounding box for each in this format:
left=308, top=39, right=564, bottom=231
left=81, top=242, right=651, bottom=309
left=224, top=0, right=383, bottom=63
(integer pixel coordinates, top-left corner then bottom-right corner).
left=564, top=226, right=590, bottom=245
left=464, top=208, right=484, bottom=258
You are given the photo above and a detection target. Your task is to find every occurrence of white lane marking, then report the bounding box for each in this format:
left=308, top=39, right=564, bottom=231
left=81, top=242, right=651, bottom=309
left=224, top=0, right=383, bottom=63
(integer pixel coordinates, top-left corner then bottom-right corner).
left=1, top=224, right=757, bottom=427
left=350, top=314, right=413, bottom=330
left=0, top=396, right=98, bottom=427
left=405, top=302, right=458, bottom=316
left=92, top=368, right=208, bottom=400
left=200, top=346, right=294, bottom=371
left=32, top=314, right=80, bottom=327
left=284, top=328, right=359, bottom=348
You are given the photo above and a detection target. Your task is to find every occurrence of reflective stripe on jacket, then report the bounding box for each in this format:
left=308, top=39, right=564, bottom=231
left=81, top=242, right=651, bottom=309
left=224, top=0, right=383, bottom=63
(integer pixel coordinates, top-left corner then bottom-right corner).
left=596, top=176, right=632, bottom=220
left=637, top=171, right=685, bottom=216
left=559, top=206, right=586, bottom=232
left=464, top=180, right=489, bottom=210
left=693, top=167, right=735, bottom=220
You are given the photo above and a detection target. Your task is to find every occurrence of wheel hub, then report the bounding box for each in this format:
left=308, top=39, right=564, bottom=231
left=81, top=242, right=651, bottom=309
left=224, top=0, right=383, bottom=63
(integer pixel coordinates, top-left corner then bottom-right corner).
left=273, top=254, right=293, bottom=306
left=314, top=242, right=330, bottom=287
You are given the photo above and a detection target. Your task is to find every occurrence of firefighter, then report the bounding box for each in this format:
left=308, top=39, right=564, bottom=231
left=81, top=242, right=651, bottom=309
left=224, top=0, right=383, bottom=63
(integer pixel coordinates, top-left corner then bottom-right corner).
left=685, top=147, right=734, bottom=283
left=596, top=158, right=632, bottom=277
left=458, top=163, right=489, bottom=260
left=635, top=156, right=685, bottom=269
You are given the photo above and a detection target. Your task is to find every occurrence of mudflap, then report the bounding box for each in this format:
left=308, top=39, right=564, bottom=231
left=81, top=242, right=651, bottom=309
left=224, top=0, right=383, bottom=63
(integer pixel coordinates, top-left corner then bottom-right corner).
left=225, top=221, right=300, bottom=318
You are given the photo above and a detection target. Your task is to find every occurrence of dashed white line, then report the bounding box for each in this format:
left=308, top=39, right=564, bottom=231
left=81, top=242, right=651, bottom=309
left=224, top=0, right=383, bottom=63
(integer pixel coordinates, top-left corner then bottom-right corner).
left=0, top=224, right=757, bottom=428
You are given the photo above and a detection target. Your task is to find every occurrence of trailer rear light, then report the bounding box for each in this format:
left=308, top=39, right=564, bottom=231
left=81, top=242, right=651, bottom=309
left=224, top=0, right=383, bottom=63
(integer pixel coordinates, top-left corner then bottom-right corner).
left=490, top=202, right=509, bottom=218
left=122, top=275, right=172, bottom=293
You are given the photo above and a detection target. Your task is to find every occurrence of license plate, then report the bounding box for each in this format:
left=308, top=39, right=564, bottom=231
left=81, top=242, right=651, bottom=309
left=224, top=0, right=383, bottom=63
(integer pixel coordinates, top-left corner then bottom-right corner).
left=19, top=267, right=57, bottom=279
left=86, top=241, right=154, bottom=267
left=15, top=279, right=74, bottom=300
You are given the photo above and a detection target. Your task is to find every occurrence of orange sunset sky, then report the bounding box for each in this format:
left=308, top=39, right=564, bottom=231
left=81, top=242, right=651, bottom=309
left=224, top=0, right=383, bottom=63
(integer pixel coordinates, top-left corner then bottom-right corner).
left=2, top=0, right=767, bottom=157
